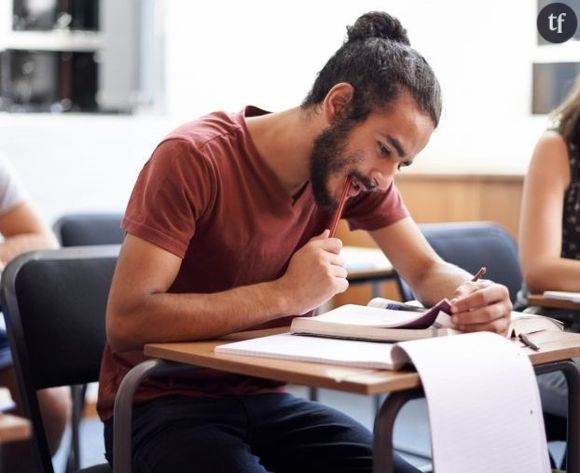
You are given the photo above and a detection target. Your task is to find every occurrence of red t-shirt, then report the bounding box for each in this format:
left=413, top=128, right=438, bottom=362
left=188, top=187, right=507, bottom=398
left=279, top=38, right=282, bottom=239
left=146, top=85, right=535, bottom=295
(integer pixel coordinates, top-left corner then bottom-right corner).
left=97, top=106, right=409, bottom=421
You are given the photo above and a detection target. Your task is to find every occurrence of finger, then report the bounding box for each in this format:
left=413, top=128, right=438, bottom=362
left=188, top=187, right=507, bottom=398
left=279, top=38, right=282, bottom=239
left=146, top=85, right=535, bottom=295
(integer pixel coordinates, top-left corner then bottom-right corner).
left=327, top=253, right=345, bottom=267
left=451, top=283, right=474, bottom=300
left=313, top=237, right=343, bottom=254
left=451, top=280, right=494, bottom=302
left=454, top=316, right=511, bottom=335
left=452, top=303, right=509, bottom=326
left=330, top=265, right=348, bottom=278
left=311, top=229, right=330, bottom=241
left=451, top=283, right=509, bottom=313
left=334, top=278, right=349, bottom=294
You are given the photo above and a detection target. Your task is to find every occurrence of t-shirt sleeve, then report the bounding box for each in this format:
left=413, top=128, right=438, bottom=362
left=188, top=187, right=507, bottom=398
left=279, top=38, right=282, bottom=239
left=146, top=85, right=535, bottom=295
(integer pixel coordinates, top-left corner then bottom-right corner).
left=342, top=182, right=409, bottom=231
left=0, top=156, right=29, bottom=215
left=122, top=139, right=216, bottom=258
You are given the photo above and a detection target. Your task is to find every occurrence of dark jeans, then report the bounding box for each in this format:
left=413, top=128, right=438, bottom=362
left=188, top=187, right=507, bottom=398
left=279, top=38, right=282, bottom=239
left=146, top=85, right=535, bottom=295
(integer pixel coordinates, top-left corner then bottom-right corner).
left=104, top=393, right=421, bottom=473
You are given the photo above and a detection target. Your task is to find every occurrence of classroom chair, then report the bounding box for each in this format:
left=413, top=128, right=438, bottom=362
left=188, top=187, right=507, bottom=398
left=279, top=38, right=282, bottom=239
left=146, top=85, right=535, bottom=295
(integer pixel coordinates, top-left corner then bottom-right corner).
left=53, top=212, right=124, bottom=471
left=53, top=213, right=124, bottom=247
left=396, top=221, right=522, bottom=303
left=0, top=246, right=120, bottom=473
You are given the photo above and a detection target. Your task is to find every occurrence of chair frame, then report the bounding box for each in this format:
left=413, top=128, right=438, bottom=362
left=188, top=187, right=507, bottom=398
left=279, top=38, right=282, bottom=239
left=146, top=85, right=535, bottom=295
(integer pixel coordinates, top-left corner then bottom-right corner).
left=1, top=246, right=119, bottom=473
left=53, top=213, right=124, bottom=471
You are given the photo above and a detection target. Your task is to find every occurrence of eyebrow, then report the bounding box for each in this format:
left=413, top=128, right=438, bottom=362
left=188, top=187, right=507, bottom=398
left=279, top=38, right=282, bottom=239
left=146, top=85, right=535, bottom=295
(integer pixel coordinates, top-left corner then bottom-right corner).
left=385, top=135, right=408, bottom=159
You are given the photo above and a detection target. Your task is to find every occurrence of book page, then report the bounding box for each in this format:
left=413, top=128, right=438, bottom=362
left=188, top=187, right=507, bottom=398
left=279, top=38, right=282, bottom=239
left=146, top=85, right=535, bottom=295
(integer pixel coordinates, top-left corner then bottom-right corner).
left=215, top=333, right=407, bottom=370
left=395, top=332, right=550, bottom=472
left=313, top=305, right=427, bottom=327
left=311, top=300, right=451, bottom=329
left=509, top=311, right=564, bottom=337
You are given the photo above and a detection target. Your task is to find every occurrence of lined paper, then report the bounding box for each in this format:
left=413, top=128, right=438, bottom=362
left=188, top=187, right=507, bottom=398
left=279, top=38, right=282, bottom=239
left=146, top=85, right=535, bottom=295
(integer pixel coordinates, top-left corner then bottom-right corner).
left=395, top=332, right=550, bottom=472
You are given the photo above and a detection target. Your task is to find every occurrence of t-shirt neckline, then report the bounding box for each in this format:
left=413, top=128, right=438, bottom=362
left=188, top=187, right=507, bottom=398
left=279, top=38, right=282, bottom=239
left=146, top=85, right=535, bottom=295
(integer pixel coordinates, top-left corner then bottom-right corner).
left=237, top=106, right=312, bottom=209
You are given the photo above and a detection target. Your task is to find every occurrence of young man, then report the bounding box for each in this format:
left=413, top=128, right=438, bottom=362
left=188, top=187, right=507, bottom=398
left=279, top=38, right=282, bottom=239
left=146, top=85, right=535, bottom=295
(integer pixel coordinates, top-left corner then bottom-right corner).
left=0, top=157, right=69, bottom=472
left=98, top=11, right=512, bottom=473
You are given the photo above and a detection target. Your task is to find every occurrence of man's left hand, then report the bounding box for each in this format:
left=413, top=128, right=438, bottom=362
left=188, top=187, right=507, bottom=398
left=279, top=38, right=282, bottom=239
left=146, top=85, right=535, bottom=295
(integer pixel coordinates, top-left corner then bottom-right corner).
left=449, top=280, right=512, bottom=335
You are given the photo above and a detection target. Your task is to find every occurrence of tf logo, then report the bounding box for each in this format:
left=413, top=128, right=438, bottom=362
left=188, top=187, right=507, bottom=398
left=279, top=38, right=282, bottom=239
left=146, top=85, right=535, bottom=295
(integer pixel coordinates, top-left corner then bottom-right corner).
left=537, top=2, right=578, bottom=43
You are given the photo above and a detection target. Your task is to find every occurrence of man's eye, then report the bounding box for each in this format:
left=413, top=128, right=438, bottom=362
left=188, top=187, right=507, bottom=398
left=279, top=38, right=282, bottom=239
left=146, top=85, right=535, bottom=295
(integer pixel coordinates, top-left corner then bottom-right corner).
left=378, top=143, right=391, bottom=156
left=397, top=160, right=412, bottom=170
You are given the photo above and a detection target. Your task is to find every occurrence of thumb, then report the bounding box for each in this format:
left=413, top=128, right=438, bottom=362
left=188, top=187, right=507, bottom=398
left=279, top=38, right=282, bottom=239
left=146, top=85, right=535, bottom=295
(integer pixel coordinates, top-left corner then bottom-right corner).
left=311, top=229, right=330, bottom=241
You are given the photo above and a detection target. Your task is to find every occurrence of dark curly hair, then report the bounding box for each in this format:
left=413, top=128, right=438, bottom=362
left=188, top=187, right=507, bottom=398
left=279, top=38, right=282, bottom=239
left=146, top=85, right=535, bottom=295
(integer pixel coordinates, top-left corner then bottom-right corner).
left=302, top=11, right=442, bottom=127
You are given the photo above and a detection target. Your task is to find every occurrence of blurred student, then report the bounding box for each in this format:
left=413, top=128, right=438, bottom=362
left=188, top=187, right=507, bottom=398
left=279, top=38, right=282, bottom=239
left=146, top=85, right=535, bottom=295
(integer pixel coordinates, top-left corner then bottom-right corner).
left=0, top=156, right=70, bottom=472
left=518, top=76, right=580, bottom=461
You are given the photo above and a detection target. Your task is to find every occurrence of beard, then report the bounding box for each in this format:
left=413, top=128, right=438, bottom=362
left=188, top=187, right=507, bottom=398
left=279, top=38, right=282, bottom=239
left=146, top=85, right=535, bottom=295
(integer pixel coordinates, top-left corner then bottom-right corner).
left=309, top=118, right=371, bottom=210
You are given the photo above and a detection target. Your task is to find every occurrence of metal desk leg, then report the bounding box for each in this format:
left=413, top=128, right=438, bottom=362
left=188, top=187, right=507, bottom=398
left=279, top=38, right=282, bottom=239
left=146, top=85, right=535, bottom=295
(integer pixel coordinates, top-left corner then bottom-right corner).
left=371, top=282, right=381, bottom=299
left=373, top=388, right=425, bottom=473
left=113, top=360, right=197, bottom=473
left=308, top=386, right=319, bottom=402
left=536, top=360, right=580, bottom=473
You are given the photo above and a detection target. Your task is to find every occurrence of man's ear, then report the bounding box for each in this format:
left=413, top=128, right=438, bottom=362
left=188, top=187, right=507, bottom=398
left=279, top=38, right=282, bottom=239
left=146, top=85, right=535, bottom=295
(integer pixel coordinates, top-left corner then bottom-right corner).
left=322, top=83, right=354, bottom=124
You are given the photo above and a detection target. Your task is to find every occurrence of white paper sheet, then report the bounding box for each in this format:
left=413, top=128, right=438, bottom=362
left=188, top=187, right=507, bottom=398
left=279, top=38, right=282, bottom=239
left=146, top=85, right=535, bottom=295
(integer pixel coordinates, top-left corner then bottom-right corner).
left=395, top=332, right=550, bottom=473
left=215, top=333, right=407, bottom=369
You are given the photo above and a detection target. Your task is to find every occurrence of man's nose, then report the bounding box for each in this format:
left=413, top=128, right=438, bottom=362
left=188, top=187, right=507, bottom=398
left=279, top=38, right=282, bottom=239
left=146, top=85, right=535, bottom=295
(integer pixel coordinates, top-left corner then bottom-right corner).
left=369, top=166, right=395, bottom=191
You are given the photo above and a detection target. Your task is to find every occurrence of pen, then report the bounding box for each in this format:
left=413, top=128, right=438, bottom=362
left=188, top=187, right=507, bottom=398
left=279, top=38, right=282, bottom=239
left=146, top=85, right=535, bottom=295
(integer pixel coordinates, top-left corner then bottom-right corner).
left=471, top=266, right=487, bottom=282
left=519, top=333, right=540, bottom=351
left=329, top=176, right=352, bottom=237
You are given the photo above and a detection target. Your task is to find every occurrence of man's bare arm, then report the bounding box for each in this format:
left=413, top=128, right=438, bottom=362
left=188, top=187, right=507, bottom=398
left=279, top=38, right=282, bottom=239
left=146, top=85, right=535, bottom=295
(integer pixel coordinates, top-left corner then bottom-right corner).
left=107, top=231, right=348, bottom=352
left=370, top=217, right=511, bottom=334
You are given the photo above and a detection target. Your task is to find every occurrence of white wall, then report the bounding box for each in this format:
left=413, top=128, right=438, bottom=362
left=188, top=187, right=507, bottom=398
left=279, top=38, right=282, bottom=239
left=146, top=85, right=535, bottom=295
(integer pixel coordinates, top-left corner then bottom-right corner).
left=162, top=0, right=557, bottom=173
left=0, top=113, right=181, bottom=225
left=1, top=0, right=578, bottom=225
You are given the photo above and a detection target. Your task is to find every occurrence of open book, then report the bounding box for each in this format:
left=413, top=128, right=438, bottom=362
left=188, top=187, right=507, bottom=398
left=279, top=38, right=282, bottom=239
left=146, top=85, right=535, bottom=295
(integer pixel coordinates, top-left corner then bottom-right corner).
left=290, top=297, right=564, bottom=343
left=215, top=299, right=564, bottom=371
left=508, top=311, right=563, bottom=337
left=290, top=298, right=456, bottom=342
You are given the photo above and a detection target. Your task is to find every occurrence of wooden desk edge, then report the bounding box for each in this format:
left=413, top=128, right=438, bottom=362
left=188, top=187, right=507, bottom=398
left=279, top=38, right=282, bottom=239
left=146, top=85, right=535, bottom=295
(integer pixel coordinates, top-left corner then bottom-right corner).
left=145, top=328, right=421, bottom=395
left=145, top=328, right=580, bottom=396
left=528, top=294, right=580, bottom=311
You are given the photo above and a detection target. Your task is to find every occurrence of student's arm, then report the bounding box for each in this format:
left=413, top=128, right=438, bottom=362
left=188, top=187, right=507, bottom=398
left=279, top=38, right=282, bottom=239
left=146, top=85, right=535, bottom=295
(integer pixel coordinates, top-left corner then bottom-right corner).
left=370, top=217, right=511, bottom=334
left=0, top=202, right=58, bottom=268
left=106, top=230, right=348, bottom=352
left=519, top=131, right=580, bottom=293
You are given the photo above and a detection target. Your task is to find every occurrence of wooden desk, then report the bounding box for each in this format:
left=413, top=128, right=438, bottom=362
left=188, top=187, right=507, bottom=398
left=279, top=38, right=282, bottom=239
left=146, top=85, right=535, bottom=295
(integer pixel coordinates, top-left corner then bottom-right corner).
left=0, top=414, right=30, bottom=444
left=140, top=328, right=580, bottom=473
left=528, top=294, right=580, bottom=312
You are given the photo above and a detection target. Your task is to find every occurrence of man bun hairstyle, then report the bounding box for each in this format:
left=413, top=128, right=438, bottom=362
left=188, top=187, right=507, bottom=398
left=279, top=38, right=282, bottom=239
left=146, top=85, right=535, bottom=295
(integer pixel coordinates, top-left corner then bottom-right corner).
left=302, top=11, right=441, bottom=127
left=346, top=11, right=410, bottom=45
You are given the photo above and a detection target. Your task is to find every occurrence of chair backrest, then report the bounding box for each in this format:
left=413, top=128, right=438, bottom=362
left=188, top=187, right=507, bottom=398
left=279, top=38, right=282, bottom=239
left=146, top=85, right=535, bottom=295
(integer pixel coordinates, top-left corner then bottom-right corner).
left=53, top=213, right=124, bottom=247
left=397, top=222, right=523, bottom=303
left=0, top=246, right=119, bottom=473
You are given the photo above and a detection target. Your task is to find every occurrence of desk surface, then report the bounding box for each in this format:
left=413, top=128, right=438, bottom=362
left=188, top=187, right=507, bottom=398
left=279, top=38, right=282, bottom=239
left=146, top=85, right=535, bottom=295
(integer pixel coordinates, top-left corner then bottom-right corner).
left=0, top=414, right=30, bottom=444
left=528, top=294, right=580, bottom=311
left=342, top=246, right=395, bottom=283
left=145, top=328, right=580, bottom=396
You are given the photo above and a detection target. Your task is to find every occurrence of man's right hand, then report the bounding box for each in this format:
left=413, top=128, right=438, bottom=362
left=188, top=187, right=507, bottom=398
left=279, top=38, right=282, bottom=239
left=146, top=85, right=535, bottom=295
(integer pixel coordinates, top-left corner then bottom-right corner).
left=275, top=229, right=348, bottom=315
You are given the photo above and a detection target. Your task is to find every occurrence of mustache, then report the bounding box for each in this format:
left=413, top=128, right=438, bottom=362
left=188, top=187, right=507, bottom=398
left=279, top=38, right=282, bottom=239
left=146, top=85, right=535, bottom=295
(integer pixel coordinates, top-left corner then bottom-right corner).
left=350, top=172, right=378, bottom=192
